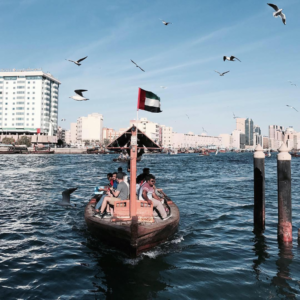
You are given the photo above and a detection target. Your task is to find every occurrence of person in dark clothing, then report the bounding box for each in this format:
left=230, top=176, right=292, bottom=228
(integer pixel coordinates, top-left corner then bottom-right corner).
left=136, top=168, right=150, bottom=184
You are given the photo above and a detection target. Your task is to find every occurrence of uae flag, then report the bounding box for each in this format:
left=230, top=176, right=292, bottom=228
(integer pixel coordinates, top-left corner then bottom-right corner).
left=137, top=88, right=162, bottom=113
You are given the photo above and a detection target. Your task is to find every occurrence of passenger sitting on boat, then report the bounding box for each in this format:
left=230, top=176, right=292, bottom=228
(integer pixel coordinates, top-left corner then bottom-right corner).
left=137, top=168, right=150, bottom=184
left=96, top=172, right=129, bottom=218
left=139, top=174, right=168, bottom=220
left=111, top=172, right=118, bottom=189
left=118, top=167, right=122, bottom=173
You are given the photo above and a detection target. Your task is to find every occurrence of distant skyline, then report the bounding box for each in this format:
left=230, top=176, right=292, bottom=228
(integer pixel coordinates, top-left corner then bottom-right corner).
left=1, top=0, right=299, bottom=136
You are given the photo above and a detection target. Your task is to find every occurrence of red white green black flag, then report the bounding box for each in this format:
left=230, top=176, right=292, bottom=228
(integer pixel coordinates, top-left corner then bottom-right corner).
left=137, top=88, right=162, bottom=113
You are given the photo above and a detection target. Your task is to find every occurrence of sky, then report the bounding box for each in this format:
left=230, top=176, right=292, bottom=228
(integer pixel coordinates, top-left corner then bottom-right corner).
left=0, top=0, right=299, bottom=136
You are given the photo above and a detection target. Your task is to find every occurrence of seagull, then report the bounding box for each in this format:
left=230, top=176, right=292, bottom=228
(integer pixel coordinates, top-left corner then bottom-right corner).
left=160, top=19, right=172, bottom=26
left=69, top=90, right=89, bottom=101
left=61, top=119, right=66, bottom=121
left=186, top=114, right=189, bottom=119
left=202, top=127, right=207, bottom=133
left=288, top=81, right=297, bottom=86
left=233, top=112, right=240, bottom=119
left=215, top=70, right=230, bottom=76
left=223, top=56, right=241, bottom=62
left=66, top=56, right=88, bottom=66
left=267, top=3, right=286, bottom=25
left=55, top=187, right=78, bottom=207
left=286, top=105, right=298, bottom=112
left=131, top=60, right=145, bottom=72
left=160, top=86, right=167, bottom=89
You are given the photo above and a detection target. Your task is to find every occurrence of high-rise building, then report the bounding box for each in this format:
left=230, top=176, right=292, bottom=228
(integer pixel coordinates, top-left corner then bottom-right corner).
left=245, top=118, right=254, bottom=146
left=76, top=113, right=103, bottom=143
left=269, top=125, right=284, bottom=150
left=236, top=118, right=246, bottom=133
left=0, top=69, right=60, bottom=136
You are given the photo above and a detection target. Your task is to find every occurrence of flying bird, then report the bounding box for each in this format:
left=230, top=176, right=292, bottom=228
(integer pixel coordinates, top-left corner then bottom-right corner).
left=61, top=119, right=66, bottom=121
left=55, top=187, right=78, bottom=207
left=202, top=127, right=207, bottom=133
left=69, top=90, right=89, bottom=101
left=66, top=56, right=88, bottom=66
left=267, top=3, right=286, bottom=25
left=160, top=19, right=172, bottom=26
left=288, top=81, right=296, bottom=86
left=286, top=105, right=298, bottom=112
left=233, top=112, right=240, bottom=119
left=160, top=86, right=167, bottom=89
left=223, top=56, right=241, bottom=62
left=215, top=70, right=230, bottom=76
left=186, top=114, right=189, bottom=119
left=131, top=60, right=145, bottom=72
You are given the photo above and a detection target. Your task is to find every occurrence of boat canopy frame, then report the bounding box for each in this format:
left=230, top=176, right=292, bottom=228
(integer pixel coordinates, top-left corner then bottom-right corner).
left=107, top=126, right=161, bottom=152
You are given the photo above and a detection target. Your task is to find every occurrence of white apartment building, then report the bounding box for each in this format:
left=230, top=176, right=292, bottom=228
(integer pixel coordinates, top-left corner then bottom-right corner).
left=103, top=127, right=119, bottom=143
left=219, top=134, right=231, bottom=148
left=0, top=69, right=60, bottom=136
left=172, top=132, right=222, bottom=149
left=130, top=118, right=160, bottom=143
left=76, top=113, right=103, bottom=143
left=160, top=125, right=173, bottom=148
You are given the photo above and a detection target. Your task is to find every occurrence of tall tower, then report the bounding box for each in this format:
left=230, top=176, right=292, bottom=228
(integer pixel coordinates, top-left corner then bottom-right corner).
left=245, top=118, right=254, bottom=146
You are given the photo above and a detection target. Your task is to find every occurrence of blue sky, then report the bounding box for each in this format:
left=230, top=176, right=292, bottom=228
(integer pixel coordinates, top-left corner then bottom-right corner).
left=1, top=0, right=299, bottom=136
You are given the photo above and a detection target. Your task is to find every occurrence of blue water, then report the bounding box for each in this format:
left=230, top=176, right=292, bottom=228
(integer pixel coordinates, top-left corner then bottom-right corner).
left=1, top=153, right=300, bottom=299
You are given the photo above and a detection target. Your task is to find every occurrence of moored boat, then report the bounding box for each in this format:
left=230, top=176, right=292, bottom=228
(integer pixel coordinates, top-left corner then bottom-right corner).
left=84, top=126, right=180, bottom=256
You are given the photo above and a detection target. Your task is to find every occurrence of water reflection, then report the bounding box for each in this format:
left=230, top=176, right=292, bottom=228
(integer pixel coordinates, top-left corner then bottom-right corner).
left=86, top=238, right=174, bottom=299
left=271, top=243, right=297, bottom=299
left=252, top=232, right=269, bottom=281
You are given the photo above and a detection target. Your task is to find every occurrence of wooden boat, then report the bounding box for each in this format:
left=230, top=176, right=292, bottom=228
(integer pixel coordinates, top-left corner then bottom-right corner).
left=291, top=152, right=300, bottom=157
left=29, top=150, right=54, bottom=154
left=85, top=126, right=180, bottom=257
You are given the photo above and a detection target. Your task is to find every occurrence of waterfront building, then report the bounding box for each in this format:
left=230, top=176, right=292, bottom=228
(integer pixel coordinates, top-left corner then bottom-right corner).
left=0, top=69, right=60, bottom=137
left=269, top=125, right=284, bottom=150
left=103, top=127, right=119, bottom=143
left=231, top=130, right=245, bottom=149
left=172, top=132, right=222, bottom=149
left=57, top=126, right=66, bottom=142
left=76, top=113, right=103, bottom=143
left=236, top=118, right=246, bottom=133
left=245, top=118, right=254, bottom=146
left=219, top=134, right=231, bottom=148
left=160, top=125, right=173, bottom=148
left=285, top=127, right=297, bottom=150
left=263, top=136, right=269, bottom=149
left=129, top=118, right=160, bottom=144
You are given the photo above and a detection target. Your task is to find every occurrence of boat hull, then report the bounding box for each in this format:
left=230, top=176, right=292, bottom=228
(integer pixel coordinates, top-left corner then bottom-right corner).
left=84, top=199, right=180, bottom=257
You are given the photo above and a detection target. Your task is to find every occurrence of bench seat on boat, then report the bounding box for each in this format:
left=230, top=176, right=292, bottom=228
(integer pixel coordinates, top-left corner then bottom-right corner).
left=113, top=200, right=153, bottom=220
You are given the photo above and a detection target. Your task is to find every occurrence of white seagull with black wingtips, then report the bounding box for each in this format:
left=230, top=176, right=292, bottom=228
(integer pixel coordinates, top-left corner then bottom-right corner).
left=70, top=90, right=89, bottom=101
left=267, top=3, right=286, bottom=25
left=66, top=56, right=88, bottom=66
left=160, top=19, right=172, bottom=26
left=131, top=60, right=145, bottom=72
left=55, top=187, right=78, bottom=207
left=223, top=56, right=241, bottom=62
left=286, top=105, right=298, bottom=112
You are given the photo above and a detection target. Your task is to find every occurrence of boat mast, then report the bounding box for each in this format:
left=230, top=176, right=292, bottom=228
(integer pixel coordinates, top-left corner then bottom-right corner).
left=129, top=126, right=137, bottom=217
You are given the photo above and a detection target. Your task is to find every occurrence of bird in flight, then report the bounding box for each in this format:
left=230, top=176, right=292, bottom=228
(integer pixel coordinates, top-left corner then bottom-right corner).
left=70, top=90, right=89, bottom=101
left=160, top=86, right=167, bottom=89
left=233, top=112, right=240, bottom=119
left=61, top=119, right=66, bottom=121
left=55, top=187, right=78, bottom=207
left=223, top=56, right=241, bottom=62
left=186, top=114, right=189, bottom=119
left=286, top=105, right=298, bottom=112
left=66, top=56, right=88, bottom=66
left=160, top=19, right=172, bottom=26
left=131, top=60, right=145, bottom=72
left=215, top=70, right=230, bottom=76
left=288, top=81, right=297, bottom=86
left=267, top=3, right=286, bottom=25
left=202, top=127, right=207, bottom=133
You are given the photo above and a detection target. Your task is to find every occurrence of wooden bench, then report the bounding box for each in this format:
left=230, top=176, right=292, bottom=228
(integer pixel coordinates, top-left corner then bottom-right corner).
left=112, top=200, right=154, bottom=222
